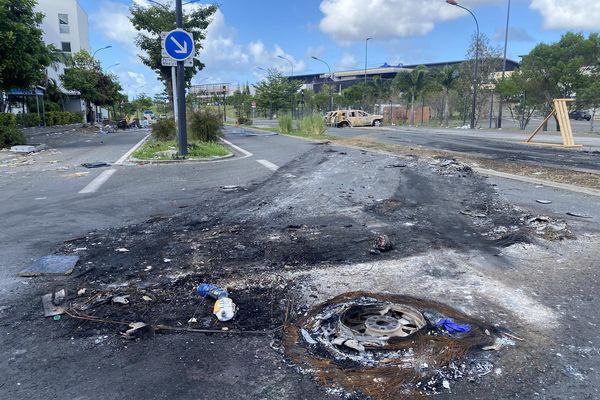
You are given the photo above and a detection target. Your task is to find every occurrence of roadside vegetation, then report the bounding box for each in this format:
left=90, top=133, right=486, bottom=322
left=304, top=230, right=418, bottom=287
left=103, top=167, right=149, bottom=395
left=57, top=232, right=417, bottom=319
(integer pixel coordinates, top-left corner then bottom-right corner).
left=133, top=110, right=230, bottom=161
left=276, top=113, right=328, bottom=138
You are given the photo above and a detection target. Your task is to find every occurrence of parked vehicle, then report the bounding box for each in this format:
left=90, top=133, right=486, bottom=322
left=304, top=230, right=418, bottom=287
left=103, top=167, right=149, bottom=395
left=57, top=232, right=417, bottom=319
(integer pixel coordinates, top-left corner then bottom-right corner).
left=143, top=110, right=155, bottom=120
left=327, top=110, right=384, bottom=128
left=569, top=110, right=591, bottom=121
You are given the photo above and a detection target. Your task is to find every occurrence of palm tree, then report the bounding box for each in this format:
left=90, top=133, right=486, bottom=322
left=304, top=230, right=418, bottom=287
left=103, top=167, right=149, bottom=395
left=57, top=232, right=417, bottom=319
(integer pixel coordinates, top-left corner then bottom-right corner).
left=369, top=76, right=392, bottom=114
left=394, top=66, right=428, bottom=125
left=438, top=65, right=458, bottom=127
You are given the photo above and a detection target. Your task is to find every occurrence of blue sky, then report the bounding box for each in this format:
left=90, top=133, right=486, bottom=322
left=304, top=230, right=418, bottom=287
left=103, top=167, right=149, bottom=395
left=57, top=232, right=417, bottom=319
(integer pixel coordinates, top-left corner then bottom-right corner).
left=78, top=0, right=599, bottom=99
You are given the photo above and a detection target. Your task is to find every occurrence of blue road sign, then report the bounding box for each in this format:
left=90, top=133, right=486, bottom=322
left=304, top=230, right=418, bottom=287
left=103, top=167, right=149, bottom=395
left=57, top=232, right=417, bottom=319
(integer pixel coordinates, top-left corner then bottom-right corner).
left=164, top=29, right=194, bottom=61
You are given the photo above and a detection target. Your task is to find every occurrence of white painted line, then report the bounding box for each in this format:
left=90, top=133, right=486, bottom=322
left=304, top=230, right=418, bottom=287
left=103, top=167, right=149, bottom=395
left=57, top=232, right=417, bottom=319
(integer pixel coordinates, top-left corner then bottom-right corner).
left=78, top=169, right=117, bottom=194
left=220, top=138, right=253, bottom=157
left=256, top=159, right=279, bottom=171
left=115, top=134, right=151, bottom=165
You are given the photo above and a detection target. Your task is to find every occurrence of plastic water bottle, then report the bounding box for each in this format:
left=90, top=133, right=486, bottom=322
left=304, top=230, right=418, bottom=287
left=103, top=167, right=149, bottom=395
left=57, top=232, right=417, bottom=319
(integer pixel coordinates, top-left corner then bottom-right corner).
left=213, top=297, right=237, bottom=322
left=198, top=283, right=228, bottom=300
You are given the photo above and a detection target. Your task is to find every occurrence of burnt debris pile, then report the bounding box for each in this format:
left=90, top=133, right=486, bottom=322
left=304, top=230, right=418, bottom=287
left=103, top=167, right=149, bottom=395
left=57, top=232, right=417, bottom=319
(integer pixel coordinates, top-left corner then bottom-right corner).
left=285, top=292, right=502, bottom=399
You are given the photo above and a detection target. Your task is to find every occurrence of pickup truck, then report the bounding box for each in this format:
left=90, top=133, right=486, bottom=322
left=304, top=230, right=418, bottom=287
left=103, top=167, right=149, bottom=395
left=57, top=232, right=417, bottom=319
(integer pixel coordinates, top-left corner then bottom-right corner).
left=326, top=110, right=384, bottom=128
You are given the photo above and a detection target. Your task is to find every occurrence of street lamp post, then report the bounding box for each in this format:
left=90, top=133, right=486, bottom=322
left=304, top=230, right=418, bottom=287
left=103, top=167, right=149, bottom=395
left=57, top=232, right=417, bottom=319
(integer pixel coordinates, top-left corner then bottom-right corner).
left=92, top=45, right=112, bottom=59
left=365, top=37, right=372, bottom=83
left=497, top=0, right=511, bottom=129
left=446, top=0, right=479, bottom=130
left=105, top=63, right=120, bottom=72
left=278, top=55, right=295, bottom=118
left=311, top=56, right=334, bottom=112
left=175, top=0, right=188, bottom=157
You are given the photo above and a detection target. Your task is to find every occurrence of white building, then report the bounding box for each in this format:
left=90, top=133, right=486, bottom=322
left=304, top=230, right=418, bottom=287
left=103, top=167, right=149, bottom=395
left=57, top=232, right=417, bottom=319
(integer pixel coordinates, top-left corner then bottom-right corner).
left=35, top=0, right=91, bottom=113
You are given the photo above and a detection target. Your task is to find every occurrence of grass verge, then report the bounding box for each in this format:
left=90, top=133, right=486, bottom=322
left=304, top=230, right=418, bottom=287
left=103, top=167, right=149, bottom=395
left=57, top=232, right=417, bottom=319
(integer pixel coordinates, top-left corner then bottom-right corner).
left=133, top=139, right=230, bottom=161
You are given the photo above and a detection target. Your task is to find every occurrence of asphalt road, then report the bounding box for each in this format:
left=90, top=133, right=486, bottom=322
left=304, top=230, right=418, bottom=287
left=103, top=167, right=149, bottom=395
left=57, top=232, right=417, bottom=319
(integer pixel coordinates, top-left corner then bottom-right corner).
left=1, top=124, right=599, bottom=400
left=328, top=125, right=600, bottom=173
left=0, top=126, right=314, bottom=297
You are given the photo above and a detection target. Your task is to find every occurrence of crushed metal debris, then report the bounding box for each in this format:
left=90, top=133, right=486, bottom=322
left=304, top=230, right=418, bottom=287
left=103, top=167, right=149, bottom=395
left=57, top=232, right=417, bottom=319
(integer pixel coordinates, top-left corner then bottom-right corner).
left=284, top=292, right=504, bottom=399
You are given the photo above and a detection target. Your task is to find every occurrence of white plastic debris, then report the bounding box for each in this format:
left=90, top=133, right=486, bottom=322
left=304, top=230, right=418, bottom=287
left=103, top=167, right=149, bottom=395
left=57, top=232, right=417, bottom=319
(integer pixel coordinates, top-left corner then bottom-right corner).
left=115, top=248, right=129, bottom=253
left=213, top=297, right=237, bottom=322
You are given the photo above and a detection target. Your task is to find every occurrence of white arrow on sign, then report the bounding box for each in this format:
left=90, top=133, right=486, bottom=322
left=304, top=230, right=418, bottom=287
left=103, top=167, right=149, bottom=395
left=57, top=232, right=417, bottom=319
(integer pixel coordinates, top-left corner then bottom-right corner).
left=170, top=36, right=188, bottom=54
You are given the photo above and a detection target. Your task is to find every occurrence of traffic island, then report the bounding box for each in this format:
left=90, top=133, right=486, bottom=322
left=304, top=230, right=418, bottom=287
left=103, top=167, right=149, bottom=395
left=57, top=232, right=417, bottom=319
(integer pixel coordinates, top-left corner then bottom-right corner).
left=131, top=139, right=232, bottom=163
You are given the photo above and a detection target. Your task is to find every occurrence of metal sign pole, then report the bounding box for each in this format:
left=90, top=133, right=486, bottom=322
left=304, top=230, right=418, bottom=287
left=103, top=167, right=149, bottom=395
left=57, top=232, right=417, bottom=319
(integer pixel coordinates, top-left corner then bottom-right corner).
left=175, top=0, right=188, bottom=156
left=172, top=66, right=178, bottom=130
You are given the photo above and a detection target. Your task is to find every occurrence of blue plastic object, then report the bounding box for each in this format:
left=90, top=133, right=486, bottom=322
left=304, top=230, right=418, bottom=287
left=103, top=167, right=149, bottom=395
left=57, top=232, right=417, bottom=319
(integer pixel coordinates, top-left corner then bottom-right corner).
left=198, top=283, right=228, bottom=300
left=437, top=318, right=472, bottom=334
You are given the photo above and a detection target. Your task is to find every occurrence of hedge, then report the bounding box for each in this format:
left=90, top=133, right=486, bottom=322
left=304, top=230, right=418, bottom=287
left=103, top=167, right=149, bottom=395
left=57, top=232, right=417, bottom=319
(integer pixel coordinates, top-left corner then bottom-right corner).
left=0, top=113, right=17, bottom=127
left=0, top=111, right=83, bottom=127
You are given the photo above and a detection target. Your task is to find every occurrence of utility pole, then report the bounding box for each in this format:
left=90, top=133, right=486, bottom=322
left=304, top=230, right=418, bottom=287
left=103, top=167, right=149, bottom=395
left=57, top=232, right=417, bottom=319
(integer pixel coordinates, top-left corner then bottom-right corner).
left=497, top=0, right=511, bottom=129
left=175, top=0, right=188, bottom=156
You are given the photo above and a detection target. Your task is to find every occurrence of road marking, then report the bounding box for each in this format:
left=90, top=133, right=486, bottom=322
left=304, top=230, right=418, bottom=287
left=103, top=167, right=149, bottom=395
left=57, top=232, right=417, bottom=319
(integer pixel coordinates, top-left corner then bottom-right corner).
left=219, top=138, right=253, bottom=157
left=78, top=169, right=117, bottom=194
left=256, top=159, right=279, bottom=171
left=115, top=134, right=151, bottom=165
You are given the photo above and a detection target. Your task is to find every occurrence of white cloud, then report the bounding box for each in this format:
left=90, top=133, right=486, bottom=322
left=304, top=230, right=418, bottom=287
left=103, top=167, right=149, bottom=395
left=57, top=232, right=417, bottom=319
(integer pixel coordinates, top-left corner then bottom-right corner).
left=337, top=53, right=357, bottom=70
left=530, top=0, right=600, bottom=30
left=92, top=1, right=140, bottom=53
left=319, top=0, right=499, bottom=42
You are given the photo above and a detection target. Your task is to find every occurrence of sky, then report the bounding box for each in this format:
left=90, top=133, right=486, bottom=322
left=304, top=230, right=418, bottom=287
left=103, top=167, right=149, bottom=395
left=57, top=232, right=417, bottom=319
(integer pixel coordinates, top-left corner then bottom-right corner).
left=77, top=0, right=600, bottom=99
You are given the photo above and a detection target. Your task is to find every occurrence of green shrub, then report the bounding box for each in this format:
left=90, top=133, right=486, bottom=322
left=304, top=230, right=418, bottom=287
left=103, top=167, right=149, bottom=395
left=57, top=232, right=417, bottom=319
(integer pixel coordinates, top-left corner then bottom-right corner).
left=297, top=114, right=327, bottom=136
left=0, top=113, right=17, bottom=127
left=152, top=118, right=176, bottom=141
left=16, top=113, right=41, bottom=127
left=237, top=116, right=252, bottom=126
left=188, top=110, right=223, bottom=142
left=0, top=125, right=26, bottom=148
left=278, top=114, right=293, bottom=134
left=69, top=112, right=84, bottom=124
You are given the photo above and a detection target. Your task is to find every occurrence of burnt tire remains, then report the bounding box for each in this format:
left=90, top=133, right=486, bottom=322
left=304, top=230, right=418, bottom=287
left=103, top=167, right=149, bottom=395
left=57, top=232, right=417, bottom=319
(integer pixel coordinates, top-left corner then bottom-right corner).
left=284, top=292, right=500, bottom=399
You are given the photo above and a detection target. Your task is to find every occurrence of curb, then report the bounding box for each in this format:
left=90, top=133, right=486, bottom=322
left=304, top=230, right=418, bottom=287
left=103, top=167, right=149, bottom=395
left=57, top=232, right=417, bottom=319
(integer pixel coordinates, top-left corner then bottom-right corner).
left=130, top=152, right=234, bottom=165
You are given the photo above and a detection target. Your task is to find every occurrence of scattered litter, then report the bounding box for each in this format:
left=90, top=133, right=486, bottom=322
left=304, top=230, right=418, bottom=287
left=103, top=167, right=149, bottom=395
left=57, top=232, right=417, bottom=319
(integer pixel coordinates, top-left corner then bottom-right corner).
left=115, top=248, right=129, bottom=253
left=536, top=200, right=552, bottom=204
left=221, top=185, right=241, bottom=191
left=163, top=258, right=172, bottom=263
left=41, top=289, right=66, bottom=317
left=435, top=318, right=472, bottom=334
left=384, top=164, right=407, bottom=168
left=81, top=162, right=110, bottom=169
left=301, top=329, right=317, bottom=345
left=74, top=247, right=87, bottom=251
left=35, top=197, right=47, bottom=201
left=198, top=283, right=237, bottom=322
left=68, top=172, right=89, bottom=177
left=144, top=266, right=152, bottom=271
left=372, top=234, right=393, bottom=253
left=121, top=322, right=152, bottom=340
left=188, top=317, right=198, bottom=324
left=566, top=212, right=592, bottom=219
left=442, top=380, right=450, bottom=390
left=213, top=298, right=237, bottom=322
left=77, top=288, right=86, bottom=296
left=112, top=296, right=130, bottom=305
left=461, top=209, right=487, bottom=218
left=19, top=255, right=79, bottom=277
left=142, top=296, right=153, bottom=302
left=53, top=315, right=62, bottom=321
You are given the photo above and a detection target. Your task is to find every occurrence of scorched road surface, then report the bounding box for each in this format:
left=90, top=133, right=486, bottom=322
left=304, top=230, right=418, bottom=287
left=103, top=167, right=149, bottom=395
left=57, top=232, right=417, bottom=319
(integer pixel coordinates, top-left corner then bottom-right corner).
left=1, top=136, right=599, bottom=399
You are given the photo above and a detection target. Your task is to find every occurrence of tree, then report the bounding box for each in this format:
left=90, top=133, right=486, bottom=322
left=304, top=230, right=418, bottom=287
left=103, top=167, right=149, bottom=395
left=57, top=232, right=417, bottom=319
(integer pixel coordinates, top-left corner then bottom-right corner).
left=132, top=94, right=153, bottom=119
left=496, top=71, right=544, bottom=130
left=253, top=69, right=302, bottom=117
left=394, top=66, right=428, bottom=125
left=130, top=3, right=217, bottom=113
left=436, top=65, right=459, bottom=126
left=0, top=0, right=54, bottom=111
left=61, top=50, right=122, bottom=124
left=457, top=33, right=502, bottom=126
left=519, top=32, right=600, bottom=131
left=576, top=71, right=600, bottom=132
left=369, top=76, right=392, bottom=114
